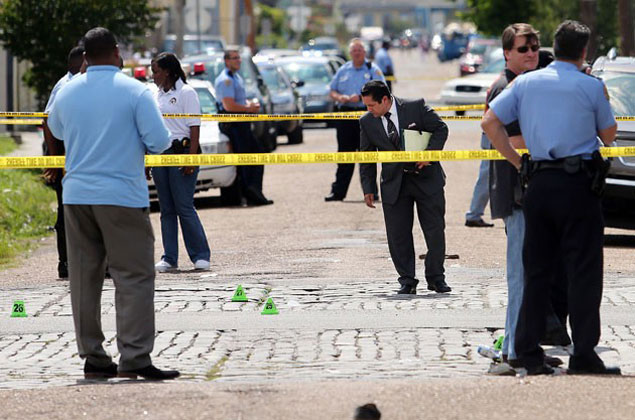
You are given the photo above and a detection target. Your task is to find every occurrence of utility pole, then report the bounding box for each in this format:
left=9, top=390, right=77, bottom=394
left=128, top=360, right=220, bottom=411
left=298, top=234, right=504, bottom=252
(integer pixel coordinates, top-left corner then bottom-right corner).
left=244, top=0, right=256, bottom=52
left=175, top=0, right=186, bottom=58
left=579, top=0, right=598, bottom=61
left=6, top=53, right=14, bottom=134
left=618, top=0, right=634, bottom=56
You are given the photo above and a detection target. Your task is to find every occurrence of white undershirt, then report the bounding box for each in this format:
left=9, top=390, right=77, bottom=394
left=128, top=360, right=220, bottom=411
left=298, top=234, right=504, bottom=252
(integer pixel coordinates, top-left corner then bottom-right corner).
left=381, top=97, right=399, bottom=136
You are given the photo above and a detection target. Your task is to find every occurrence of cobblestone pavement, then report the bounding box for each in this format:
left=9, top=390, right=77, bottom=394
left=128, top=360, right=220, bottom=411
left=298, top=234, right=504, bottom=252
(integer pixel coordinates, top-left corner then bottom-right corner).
left=1, top=270, right=633, bottom=389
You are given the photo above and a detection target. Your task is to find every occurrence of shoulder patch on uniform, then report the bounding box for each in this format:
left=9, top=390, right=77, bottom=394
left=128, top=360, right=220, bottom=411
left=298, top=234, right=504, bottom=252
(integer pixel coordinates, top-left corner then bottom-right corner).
left=224, top=78, right=232, bottom=86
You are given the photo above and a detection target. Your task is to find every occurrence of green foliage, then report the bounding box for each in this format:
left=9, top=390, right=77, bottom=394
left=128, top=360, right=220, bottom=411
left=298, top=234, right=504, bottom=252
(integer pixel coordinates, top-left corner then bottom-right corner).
left=463, top=0, right=619, bottom=59
left=256, top=4, right=290, bottom=48
left=0, top=167, right=56, bottom=266
left=462, top=0, right=537, bottom=37
left=596, top=0, right=619, bottom=55
left=0, top=136, right=17, bottom=156
left=0, top=0, right=161, bottom=108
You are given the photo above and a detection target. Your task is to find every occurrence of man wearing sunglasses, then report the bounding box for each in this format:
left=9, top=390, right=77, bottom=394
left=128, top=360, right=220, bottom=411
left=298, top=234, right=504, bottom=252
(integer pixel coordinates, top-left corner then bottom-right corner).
left=483, top=20, right=618, bottom=375
left=481, top=23, right=541, bottom=375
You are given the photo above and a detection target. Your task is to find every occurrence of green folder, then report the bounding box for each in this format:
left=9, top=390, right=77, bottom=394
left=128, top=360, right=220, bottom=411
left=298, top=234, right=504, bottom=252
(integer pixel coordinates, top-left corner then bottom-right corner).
left=402, top=129, right=431, bottom=151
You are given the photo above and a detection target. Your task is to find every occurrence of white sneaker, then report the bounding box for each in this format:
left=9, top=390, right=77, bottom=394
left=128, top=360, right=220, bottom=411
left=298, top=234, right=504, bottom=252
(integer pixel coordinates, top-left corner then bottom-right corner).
left=194, top=260, right=210, bottom=270
left=155, top=260, right=176, bottom=273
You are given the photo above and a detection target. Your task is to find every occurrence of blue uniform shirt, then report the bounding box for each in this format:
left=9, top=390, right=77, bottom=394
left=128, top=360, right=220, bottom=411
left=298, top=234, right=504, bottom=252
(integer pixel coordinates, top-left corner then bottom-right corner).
left=490, top=61, right=616, bottom=161
left=214, top=68, right=246, bottom=111
left=329, top=60, right=385, bottom=108
left=374, top=48, right=393, bottom=74
left=45, top=71, right=74, bottom=113
left=47, top=65, right=171, bottom=207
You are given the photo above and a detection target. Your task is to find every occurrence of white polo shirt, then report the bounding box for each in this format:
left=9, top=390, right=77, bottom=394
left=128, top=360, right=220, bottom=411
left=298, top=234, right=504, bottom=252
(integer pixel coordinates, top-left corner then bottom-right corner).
left=154, top=78, right=201, bottom=140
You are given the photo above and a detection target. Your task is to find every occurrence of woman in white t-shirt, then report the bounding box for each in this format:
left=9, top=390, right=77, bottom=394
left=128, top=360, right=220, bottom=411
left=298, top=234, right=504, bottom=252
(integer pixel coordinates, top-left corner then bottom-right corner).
left=150, top=52, right=210, bottom=272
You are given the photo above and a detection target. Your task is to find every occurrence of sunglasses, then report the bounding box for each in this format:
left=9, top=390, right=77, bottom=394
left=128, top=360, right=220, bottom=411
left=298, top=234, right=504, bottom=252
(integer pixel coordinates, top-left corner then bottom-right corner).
left=516, top=44, right=540, bottom=53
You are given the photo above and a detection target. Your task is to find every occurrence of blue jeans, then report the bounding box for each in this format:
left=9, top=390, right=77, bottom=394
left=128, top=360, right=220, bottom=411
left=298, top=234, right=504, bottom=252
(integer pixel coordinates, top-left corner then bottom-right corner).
left=465, top=133, right=490, bottom=221
left=503, top=207, right=525, bottom=359
left=152, top=166, right=210, bottom=266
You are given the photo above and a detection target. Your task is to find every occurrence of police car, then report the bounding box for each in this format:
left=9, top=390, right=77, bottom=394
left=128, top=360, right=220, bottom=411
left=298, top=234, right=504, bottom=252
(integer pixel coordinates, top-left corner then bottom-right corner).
left=142, top=74, right=237, bottom=201
left=592, top=51, right=635, bottom=229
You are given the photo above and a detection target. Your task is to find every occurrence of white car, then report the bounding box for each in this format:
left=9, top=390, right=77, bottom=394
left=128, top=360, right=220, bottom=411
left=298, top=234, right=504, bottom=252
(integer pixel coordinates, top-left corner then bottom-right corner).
left=440, top=58, right=505, bottom=114
left=146, top=79, right=237, bottom=200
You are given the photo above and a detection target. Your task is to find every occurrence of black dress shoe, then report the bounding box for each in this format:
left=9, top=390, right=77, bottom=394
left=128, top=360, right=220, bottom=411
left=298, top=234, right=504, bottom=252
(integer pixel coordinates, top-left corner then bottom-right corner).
left=397, top=284, right=417, bottom=295
left=544, top=355, right=564, bottom=367
left=118, top=364, right=180, bottom=380
left=525, top=363, right=555, bottom=375
left=427, top=280, right=451, bottom=293
left=568, top=356, right=621, bottom=375
left=245, top=187, right=274, bottom=206
left=465, top=219, right=494, bottom=227
left=568, top=364, right=621, bottom=375
left=84, top=361, right=118, bottom=379
left=58, top=262, right=68, bottom=279
left=324, top=192, right=345, bottom=202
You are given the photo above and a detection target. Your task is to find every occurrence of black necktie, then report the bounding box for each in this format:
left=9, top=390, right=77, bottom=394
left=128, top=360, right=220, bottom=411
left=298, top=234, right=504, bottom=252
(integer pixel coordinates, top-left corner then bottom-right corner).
left=385, top=111, right=399, bottom=149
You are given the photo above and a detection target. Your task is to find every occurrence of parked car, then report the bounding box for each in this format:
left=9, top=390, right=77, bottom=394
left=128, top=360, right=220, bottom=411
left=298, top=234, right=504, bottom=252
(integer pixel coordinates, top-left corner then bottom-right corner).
left=162, top=34, right=226, bottom=57
left=300, top=37, right=346, bottom=60
left=145, top=79, right=238, bottom=202
left=254, top=49, right=301, bottom=60
left=254, top=58, right=304, bottom=144
left=182, top=46, right=278, bottom=152
left=591, top=52, right=635, bottom=229
left=275, top=56, right=335, bottom=116
left=440, top=58, right=505, bottom=114
left=459, top=38, right=500, bottom=76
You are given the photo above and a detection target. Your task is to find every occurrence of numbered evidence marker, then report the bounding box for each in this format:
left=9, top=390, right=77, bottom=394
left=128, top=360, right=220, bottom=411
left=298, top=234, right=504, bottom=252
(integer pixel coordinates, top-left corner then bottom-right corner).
left=261, top=297, right=279, bottom=315
left=11, top=300, right=27, bottom=318
left=231, top=285, right=249, bottom=302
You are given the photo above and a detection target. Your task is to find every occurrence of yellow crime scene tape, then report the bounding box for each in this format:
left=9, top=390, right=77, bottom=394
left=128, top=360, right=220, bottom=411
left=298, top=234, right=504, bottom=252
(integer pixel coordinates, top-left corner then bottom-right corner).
left=1, top=147, right=635, bottom=169
left=0, top=104, right=486, bottom=125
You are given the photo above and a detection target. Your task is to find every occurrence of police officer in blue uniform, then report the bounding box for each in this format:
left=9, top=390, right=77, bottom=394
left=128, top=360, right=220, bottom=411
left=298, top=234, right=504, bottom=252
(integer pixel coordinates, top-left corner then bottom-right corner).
left=215, top=48, right=272, bottom=205
left=325, top=38, right=385, bottom=201
left=482, top=20, right=618, bottom=375
left=374, top=39, right=394, bottom=91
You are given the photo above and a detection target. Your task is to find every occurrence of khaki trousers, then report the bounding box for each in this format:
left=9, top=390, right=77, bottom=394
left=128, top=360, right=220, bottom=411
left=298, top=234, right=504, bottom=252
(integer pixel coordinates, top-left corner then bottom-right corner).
left=64, top=204, right=155, bottom=371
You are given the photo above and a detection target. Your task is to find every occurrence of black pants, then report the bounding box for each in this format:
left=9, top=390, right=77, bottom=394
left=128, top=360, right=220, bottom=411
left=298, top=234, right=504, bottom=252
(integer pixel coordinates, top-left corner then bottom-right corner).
left=515, top=169, right=603, bottom=367
left=225, top=122, right=264, bottom=193
left=52, top=177, right=67, bottom=265
left=331, top=119, right=377, bottom=198
left=382, top=174, right=445, bottom=286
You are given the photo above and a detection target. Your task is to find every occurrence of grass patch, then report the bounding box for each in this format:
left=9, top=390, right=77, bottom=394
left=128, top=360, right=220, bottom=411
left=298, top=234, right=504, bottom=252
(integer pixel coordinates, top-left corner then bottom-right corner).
left=0, top=136, right=18, bottom=155
left=0, top=163, right=56, bottom=266
left=205, top=355, right=229, bottom=381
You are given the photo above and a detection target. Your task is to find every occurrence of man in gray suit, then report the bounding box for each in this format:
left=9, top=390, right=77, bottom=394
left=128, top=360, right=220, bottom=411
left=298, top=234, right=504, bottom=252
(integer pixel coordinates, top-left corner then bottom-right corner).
left=360, top=81, right=451, bottom=295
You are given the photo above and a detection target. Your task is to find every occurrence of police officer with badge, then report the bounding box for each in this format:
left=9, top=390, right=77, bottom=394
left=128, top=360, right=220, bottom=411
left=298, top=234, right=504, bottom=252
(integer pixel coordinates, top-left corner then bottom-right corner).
left=482, top=20, right=618, bottom=376
left=215, top=48, right=273, bottom=205
left=325, top=38, right=384, bottom=201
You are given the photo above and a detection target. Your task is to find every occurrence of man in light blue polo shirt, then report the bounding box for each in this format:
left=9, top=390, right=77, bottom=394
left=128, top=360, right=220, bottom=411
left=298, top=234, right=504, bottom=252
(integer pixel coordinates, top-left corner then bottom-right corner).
left=482, top=20, right=618, bottom=376
left=47, top=27, right=178, bottom=381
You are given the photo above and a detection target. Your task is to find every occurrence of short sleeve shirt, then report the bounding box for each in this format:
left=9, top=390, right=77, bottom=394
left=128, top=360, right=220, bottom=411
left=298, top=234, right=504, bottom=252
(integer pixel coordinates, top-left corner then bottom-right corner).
left=45, top=72, right=74, bottom=113
left=490, top=61, right=616, bottom=161
left=154, top=79, right=201, bottom=140
left=214, top=68, right=246, bottom=111
left=329, top=60, right=385, bottom=108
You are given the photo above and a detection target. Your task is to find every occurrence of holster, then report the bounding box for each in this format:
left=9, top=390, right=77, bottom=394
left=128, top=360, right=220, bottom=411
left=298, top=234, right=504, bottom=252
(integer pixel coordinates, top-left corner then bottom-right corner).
left=589, top=150, right=610, bottom=196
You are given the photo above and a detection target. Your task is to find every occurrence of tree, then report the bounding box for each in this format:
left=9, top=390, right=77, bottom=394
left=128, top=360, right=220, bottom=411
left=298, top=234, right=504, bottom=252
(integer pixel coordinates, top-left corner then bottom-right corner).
left=463, top=0, right=618, bottom=60
left=0, top=0, right=161, bottom=107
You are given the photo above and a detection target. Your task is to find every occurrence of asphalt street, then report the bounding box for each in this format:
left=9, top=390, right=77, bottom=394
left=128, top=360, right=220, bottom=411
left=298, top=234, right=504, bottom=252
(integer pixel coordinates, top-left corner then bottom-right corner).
left=1, top=49, right=635, bottom=419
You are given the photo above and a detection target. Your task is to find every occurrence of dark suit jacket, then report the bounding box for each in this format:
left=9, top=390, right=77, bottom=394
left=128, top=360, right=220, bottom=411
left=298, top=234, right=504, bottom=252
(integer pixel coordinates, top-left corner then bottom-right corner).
left=360, top=97, right=449, bottom=205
